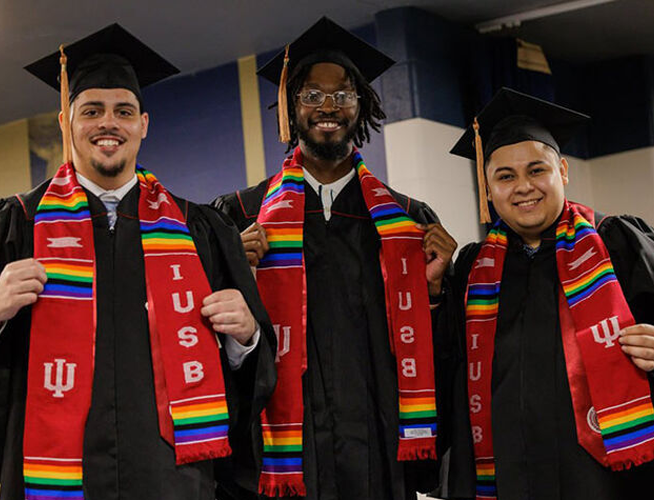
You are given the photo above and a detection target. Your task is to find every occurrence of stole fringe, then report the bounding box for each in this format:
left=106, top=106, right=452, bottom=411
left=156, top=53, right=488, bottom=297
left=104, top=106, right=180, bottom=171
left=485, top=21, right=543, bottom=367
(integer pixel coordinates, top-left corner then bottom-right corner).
left=608, top=448, right=654, bottom=472
left=397, top=441, right=437, bottom=461
left=259, top=477, right=307, bottom=497
left=175, top=441, right=232, bottom=465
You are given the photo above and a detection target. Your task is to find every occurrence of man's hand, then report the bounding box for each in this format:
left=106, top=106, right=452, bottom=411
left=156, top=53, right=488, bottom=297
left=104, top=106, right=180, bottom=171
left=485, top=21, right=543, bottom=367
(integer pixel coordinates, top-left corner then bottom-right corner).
left=0, top=259, right=47, bottom=322
left=201, top=289, right=257, bottom=346
left=417, top=223, right=457, bottom=296
left=241, top=222, right=269, bottom=267
left=620, top=324, right=654, bottom=372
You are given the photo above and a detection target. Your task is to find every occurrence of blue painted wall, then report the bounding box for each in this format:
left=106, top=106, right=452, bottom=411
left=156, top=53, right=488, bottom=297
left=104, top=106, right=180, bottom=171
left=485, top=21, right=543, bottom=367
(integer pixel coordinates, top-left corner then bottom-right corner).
left=139, top=62, right=246, bottom=203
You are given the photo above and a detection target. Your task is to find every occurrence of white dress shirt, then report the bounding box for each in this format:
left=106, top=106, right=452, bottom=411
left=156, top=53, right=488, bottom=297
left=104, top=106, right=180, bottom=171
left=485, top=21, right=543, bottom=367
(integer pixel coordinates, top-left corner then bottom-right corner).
left=303, top=167, right=356, bottom=220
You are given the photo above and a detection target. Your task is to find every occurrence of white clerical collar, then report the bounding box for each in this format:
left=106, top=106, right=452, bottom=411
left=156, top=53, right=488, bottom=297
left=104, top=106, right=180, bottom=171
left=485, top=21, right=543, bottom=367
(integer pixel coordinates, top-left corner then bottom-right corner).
left=303, top=168, right=356, bottom=221
left=76, top=172, right=138, bottom=202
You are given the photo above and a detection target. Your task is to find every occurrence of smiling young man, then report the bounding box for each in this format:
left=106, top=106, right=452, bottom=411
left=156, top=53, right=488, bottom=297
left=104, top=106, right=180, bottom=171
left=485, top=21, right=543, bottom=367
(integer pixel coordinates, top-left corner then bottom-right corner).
left=0, top=24, right=275, bottom=500
left=440, top=88, right=654, bottom=500
left=214, top=17, right=456, bottom=500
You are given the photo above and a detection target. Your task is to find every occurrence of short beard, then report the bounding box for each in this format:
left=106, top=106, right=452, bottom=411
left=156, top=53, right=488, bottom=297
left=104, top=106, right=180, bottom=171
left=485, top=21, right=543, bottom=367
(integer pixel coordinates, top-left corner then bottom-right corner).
left=91, top=159, right=127, bottom=178
left=297, top=124, right=357, bottom=162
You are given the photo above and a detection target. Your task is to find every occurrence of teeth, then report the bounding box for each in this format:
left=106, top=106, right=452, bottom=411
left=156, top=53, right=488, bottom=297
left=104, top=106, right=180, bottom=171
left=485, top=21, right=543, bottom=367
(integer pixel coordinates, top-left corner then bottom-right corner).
left=96, top=139, right=119, bottom=146
left=517, top=200, right=539, bottom=207
left=316, top=122, right=339, bottom=129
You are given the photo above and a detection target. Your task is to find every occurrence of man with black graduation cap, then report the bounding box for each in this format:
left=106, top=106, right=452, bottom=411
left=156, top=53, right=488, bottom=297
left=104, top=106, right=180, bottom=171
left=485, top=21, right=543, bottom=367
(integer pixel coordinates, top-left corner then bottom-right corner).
left=0, top=24, right=275, bottom=500
left=214, top=16, right=456, bottom=500
left=438, top=87, right=654, bottom=500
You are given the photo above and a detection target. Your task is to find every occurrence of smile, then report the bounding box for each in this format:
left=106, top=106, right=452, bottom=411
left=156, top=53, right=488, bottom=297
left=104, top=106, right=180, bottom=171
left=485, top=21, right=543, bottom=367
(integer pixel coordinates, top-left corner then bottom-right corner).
left=312, top=121, right=342, bottom=131
left=91, top=135, right=125, bottom=147
left=514, top=198, right=542, bottom=208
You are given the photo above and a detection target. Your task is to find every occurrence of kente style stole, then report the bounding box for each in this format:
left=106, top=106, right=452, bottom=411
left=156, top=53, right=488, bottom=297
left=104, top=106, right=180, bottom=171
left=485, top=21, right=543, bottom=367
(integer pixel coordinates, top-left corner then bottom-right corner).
left=24, top=163, right=231, bottom=500
left=465, top=200, right=654, bottom=500
left=255, top=147, right=437, bottom=497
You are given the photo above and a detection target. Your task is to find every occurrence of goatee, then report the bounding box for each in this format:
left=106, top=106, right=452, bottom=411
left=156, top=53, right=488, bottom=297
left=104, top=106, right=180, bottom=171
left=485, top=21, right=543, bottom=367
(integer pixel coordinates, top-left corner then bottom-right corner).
left=91, top=159, right=127, bottom=178
left=298, top=124, right=357, bottom=162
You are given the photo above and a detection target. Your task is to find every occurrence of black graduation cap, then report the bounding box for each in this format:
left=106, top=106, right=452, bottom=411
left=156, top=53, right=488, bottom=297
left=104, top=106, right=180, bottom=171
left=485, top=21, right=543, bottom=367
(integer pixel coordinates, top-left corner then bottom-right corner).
left=25, top=23, right=179, bottom=105
left=257, top=16, right=395, bottom=143
left=451, top=87, right=589, bottom=161
left=258, top=16, right=394, bottom=85
left=450, top=87, right=589, bottom=223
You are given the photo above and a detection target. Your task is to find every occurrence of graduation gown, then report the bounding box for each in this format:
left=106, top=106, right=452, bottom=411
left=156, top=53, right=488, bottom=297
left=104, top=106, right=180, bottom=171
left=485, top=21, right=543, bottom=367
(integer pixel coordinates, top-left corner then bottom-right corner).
left=440, top=213, right=654, bottom=500
left=214, top=172, right=444, bottom=500
left=0, top=179, right=276, bottom=500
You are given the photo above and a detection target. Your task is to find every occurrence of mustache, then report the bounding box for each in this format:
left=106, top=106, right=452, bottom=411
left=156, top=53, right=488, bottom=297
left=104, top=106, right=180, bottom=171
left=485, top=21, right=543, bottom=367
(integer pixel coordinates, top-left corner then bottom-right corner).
left=90, top=132, right=126, bottom=142
left=309, top=113, right=347, bottom=126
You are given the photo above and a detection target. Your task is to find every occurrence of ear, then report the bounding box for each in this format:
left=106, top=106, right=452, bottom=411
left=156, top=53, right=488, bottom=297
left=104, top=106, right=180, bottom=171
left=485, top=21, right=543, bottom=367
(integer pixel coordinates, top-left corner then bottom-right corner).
left=58, top=111, right=65, bottom=131
left=560, top=157, right=569, bottom=186
left=140, top=112, right=149, bottom=140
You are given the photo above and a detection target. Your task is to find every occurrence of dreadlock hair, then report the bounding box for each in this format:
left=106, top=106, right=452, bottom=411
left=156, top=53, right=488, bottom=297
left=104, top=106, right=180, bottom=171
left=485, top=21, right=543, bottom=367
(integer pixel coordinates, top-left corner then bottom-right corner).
left=276, top=62, right=386, bottom=153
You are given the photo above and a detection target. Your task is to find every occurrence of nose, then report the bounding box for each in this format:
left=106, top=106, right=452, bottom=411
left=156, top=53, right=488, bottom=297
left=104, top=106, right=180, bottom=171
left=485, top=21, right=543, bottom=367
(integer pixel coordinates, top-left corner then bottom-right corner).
left=98, top=112, right=119, bottom=130
left=317, top=94, right=338, bottom=113
left=514, top=174, right=535, bottom=194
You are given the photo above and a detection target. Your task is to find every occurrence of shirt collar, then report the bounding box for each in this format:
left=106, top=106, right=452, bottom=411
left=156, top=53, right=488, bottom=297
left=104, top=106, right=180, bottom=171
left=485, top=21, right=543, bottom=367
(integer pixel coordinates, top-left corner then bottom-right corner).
left=76, top=172, right=138, bottom=202
left=303, top=167, right=356, bottom=199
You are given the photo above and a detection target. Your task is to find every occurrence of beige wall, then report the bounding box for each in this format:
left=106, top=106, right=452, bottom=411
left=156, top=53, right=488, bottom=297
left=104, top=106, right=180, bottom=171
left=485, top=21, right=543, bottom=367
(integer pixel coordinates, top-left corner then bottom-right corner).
left=565, top=155, right=594, bottom=208
left=0, top=119, right=31, bottom=198
left=589, top=147, right=654, bottom=224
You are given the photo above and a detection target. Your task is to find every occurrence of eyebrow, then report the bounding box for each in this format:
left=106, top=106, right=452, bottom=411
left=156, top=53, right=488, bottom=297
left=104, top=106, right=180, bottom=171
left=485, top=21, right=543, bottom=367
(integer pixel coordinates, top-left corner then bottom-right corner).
left=491, top=160, right=547, bottom=173
left=78, top=101, right=138, bottom=109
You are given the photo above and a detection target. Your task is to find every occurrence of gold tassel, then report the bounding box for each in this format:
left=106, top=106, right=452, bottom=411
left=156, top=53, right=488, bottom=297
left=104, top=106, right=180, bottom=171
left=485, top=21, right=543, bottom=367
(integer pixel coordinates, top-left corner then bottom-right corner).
left=277, top=45, right=291, bottom=143
left=473, top=117, right=491, bottom=224
left=59, top=45, right=73, bottom=165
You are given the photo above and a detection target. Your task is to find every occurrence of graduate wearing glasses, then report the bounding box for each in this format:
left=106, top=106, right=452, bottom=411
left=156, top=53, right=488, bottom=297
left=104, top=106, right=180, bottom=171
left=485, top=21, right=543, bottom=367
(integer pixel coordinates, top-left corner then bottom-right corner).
left=214, top=17, right=455, bottom=500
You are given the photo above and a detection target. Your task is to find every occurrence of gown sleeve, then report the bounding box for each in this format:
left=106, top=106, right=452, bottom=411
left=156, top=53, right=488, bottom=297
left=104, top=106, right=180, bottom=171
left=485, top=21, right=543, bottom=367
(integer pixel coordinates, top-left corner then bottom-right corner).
left=0, top=196, right=32, bottom=475
left=598, top=215, right=654, bottom=325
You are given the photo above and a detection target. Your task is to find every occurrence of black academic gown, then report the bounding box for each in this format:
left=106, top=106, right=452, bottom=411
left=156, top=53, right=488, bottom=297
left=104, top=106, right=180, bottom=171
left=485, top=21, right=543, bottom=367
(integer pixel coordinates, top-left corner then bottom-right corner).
left=214, top=171, right=444, bottom=500
left=0, top=179, right=276, bottom=500
left=441, top=213, right=654, bottom=500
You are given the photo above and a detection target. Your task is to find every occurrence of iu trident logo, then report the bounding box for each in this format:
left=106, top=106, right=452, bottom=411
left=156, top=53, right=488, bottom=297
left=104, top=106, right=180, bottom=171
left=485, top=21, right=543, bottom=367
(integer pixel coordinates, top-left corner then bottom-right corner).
left=44, top=359, right=76, bottom=398
left=591, top=316, right=621, bottom=348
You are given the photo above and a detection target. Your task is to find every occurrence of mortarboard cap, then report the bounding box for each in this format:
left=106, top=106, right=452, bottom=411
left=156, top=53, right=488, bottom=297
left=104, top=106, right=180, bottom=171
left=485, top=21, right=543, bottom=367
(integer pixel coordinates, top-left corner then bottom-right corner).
left=257, top=16, right=394, bottom=85
left=25, top=23, right=179, bottom=105
left=24, top=23, right=178, bottom=165
left=450, top=87, right=589, bottom=223
left=257, top=17, right=395, bottom=143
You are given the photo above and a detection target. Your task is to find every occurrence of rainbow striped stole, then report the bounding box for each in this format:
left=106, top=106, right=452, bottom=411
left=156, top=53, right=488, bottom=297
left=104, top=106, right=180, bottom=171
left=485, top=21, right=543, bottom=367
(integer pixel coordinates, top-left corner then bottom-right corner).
left=258, top=166, right=304, bottom=270
left=598, top=397, right=654, bottom=454
left=398, top=392, right=438, bottom=440
left=475, top=459, right=496, bottom=499
left=135, top=165, right=231, bottom=464
left=137, top=167, right=196, bottom=254
left=256, top=160, right=307, bottom=496
left=170, top=395, right=230, bottom=445
left=556, top=213, right=618, bottom=308
left=355, top=150, right=438, bottom=461
left=355, top=155, right=423, bottom=239
left=555, top=203, right=654, bottom=465
left=26, top=164, right=96, bottom=500
left=24, top=459, right=83, bottom=500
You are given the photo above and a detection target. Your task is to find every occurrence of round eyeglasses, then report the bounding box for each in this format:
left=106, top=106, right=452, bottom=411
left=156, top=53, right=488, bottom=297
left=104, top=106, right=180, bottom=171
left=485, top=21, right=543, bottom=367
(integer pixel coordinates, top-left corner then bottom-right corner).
left=297, top=89, right=360, bottom=108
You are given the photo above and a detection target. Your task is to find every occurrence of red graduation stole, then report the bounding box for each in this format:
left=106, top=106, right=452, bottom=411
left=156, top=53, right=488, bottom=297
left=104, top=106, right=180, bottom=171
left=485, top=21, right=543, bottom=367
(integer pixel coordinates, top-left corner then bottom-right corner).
left=465, top=200, right=654, bottom=500
left=24, top=164, right=231, bottom=500
left=255, top=148, right=437, bottom=497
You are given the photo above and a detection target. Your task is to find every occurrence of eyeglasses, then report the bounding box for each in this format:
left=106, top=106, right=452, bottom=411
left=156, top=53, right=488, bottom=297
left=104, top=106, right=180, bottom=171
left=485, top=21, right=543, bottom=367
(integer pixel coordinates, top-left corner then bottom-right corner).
left=297, top=89, right=360, bottom=108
